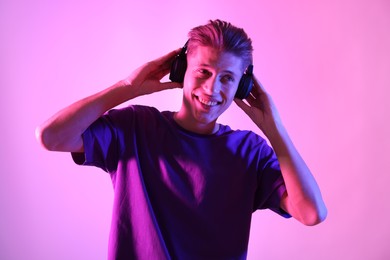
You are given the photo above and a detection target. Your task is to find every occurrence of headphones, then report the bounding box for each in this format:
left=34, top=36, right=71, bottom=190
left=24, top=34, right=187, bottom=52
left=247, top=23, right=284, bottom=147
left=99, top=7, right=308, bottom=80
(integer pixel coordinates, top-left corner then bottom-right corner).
left=169, top=41, right=253, bottom=99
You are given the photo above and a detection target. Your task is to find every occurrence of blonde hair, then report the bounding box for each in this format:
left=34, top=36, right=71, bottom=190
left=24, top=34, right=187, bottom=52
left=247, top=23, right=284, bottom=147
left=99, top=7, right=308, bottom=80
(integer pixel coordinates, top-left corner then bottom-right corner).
left=187, top=19, right=253, bottom=69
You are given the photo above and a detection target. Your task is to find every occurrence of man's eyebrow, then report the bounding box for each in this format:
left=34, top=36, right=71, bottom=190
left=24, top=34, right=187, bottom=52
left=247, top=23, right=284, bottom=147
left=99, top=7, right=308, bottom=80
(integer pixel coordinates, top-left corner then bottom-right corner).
left=223, top=70, right=236, bottom=75
left=198, top=64, right=238, bottom=75
left=198, top=63, right=211, bottom=67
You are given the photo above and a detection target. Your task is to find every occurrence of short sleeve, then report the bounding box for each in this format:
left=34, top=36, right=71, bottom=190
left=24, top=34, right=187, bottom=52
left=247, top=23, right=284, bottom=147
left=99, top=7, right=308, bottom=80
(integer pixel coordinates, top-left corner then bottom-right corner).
left=253, top=141, right=291, bottom=218
left=71, top=110, right=125, bottom=173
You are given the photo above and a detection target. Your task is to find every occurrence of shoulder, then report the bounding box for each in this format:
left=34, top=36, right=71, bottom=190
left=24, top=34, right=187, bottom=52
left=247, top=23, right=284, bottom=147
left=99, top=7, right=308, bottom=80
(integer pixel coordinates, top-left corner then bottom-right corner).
left=103, top=105, right=164, bottom=123
left=227, top=127, right=275, bottom=157
left=221, top=126, right=267, bottom=145
left=107, top=104, right=159, bottom=116
left=90, top=105, right=167, bottom=135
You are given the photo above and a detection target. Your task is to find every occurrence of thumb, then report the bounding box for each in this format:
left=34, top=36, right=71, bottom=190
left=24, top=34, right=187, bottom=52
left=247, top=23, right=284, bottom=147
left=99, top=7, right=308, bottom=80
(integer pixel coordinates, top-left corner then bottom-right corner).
left=160, top=82, right=183, bottom=90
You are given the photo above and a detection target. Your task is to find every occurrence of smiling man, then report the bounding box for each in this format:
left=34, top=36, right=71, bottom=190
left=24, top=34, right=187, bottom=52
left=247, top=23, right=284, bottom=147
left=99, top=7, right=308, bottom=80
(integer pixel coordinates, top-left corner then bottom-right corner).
left=36, top=20, right=327, bottom=260
left=176, top=45, right=244, bottom=134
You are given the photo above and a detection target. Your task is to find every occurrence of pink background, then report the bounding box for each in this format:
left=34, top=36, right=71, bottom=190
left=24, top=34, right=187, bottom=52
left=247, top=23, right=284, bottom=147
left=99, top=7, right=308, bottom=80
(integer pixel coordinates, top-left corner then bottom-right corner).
left=1, top=0, right=389, bottom=259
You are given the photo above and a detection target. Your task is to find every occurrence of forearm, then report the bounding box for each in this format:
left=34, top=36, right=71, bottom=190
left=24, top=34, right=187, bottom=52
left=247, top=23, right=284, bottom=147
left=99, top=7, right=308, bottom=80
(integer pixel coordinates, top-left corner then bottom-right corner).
left=266, top=123, right=327, bottom=225
left=36, top=49, right=181, bottom=152
left=235, top=75, right=327, bottom=224
left=36, top=80, right=134, bottom=152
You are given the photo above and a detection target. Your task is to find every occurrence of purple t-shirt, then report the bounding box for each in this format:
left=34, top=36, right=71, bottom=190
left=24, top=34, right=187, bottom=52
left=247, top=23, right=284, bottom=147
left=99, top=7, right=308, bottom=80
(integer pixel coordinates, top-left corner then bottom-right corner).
left=72, top=105, right=290, bottom=260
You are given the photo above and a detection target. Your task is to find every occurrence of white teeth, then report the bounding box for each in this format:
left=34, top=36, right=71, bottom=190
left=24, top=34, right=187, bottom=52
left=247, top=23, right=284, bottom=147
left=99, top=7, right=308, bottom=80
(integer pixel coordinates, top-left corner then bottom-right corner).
left=198, top=97, right=217, bottom=106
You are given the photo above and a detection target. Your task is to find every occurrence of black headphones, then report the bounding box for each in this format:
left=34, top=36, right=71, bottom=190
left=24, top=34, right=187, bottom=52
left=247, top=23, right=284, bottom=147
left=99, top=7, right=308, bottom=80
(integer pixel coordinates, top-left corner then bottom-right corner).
left=169, top=41, right=253, bottom=99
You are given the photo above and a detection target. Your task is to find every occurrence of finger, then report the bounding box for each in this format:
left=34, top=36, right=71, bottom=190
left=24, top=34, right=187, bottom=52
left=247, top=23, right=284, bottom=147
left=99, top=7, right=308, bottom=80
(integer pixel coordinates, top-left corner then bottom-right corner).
left=150, top=48, right=182, bottom=75
left=154, top=48, right=182, bottom=66
left=234, top=98, right=251, bottom=115
left=152, top=66, right=171, bottom=80
left=243, top=90, right=260, bottom=108
left=252, top=74, right=267, bottom=95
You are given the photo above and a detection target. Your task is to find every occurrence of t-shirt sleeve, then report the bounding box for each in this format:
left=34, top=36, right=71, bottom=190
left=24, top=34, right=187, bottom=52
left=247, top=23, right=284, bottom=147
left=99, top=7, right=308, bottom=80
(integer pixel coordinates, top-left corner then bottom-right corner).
left=254, top=141, right=291, bottom=218
left=71, top=109, right=127, bottom=173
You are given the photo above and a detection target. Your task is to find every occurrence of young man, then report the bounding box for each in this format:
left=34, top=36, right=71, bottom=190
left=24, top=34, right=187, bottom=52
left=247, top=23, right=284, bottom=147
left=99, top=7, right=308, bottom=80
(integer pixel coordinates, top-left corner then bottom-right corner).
left=36, top=20, right=327, bottom=259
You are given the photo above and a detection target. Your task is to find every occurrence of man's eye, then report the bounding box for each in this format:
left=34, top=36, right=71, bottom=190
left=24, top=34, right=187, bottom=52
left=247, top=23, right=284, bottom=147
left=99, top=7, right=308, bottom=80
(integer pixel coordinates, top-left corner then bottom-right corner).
left=196, top=69, right=210, bottom=77
left=221, top=75, right=234, bottom=83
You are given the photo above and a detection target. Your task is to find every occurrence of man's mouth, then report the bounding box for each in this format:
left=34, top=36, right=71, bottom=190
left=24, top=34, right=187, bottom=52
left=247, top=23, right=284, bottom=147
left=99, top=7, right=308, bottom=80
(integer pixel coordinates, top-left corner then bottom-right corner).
left=195, top=95, right=221, bottom=107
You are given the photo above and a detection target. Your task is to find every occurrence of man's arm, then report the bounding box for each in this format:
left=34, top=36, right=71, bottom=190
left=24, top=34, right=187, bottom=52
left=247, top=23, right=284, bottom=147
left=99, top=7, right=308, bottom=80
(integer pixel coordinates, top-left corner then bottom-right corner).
left=235, top=76, right=327, bottom=226
left=36, top=49, right=181, bottom=153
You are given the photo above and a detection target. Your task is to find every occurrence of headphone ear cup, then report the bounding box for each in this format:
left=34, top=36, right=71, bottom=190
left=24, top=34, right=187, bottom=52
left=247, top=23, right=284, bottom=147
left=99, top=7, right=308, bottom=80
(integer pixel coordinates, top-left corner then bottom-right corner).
left=235, top=75, right=253, bottom=99
left=169, top=56, right=187, bottom=83
left=235, top=65, right=254, bottom=99
left=170, top=41, right=189, bottom=83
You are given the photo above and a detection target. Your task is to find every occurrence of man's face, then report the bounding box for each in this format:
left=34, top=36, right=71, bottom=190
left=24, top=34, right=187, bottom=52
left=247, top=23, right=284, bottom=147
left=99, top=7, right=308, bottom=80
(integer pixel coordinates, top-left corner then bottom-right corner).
left=179, top=45, right=244, bottom=131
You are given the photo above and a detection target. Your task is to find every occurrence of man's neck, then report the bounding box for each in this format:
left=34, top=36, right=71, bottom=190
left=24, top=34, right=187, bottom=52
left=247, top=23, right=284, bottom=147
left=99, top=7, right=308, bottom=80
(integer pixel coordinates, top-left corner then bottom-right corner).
left=173, top=112, right=220, bottom=135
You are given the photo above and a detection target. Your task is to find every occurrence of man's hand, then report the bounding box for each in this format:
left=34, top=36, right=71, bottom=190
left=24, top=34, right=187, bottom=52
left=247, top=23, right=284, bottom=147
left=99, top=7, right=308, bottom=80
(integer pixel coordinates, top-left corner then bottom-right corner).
left=234, top=75, right=282, bottom=138
left=236, top=74, right=327, bottom=226
left=123, top=49, right=183, bottom=98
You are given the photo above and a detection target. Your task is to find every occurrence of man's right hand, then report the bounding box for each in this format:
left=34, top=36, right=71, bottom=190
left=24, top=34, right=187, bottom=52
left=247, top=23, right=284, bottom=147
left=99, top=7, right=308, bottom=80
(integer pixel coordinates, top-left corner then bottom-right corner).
left=122, top=49, right=183, bottom=97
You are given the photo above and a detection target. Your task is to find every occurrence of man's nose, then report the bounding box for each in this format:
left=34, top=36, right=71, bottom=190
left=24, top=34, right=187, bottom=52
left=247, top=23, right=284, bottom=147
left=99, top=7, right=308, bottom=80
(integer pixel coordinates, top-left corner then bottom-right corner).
left=203, top=76, right=220, bottom=94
